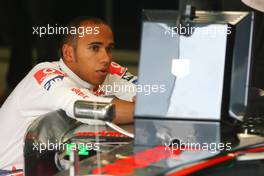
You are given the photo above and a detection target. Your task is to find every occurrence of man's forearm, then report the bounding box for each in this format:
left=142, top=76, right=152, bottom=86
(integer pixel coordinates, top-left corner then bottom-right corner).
left=111, top=98, right=134, bottom=124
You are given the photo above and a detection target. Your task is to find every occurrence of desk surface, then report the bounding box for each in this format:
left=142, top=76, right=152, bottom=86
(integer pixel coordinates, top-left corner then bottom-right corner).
left=55, top=122, right=264, bottom=176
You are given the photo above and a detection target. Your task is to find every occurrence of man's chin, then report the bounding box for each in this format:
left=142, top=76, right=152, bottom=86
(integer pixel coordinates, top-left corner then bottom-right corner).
left=93, top=78, right=106, bottom=86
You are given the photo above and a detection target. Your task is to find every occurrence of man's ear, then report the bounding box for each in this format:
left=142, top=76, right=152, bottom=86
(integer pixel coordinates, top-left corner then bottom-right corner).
left=62, top=44, right=75, bottom=62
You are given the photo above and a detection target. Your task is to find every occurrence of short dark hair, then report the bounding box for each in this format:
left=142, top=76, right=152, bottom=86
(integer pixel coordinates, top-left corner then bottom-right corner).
left=60, top=17, right=108, bottom=55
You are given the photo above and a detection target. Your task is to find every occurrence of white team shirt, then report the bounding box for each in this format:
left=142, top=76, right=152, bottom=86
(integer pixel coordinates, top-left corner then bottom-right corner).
left=0, top=59, right=137, bottom=170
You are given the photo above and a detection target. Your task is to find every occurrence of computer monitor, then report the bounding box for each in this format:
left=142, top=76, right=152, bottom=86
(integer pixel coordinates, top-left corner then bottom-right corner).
left=135, top=10, right=254, bottom=121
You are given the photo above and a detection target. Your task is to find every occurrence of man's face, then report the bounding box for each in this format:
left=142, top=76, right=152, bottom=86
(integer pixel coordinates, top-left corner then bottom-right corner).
left=65, top=23, right=114, bottom=86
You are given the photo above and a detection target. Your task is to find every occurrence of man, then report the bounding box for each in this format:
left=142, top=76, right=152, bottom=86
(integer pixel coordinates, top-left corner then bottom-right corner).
left=0, top=17, right=137, bottom=171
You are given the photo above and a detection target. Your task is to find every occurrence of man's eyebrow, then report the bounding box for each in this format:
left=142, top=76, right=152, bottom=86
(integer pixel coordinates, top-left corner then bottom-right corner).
left=88, top=42, right=115, bottom=47
left=88, top=42, right=103, bottom=45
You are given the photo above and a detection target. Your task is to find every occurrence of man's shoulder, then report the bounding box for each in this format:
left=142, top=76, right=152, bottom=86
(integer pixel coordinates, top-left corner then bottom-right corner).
left=31, top=61, right=63, bottom=80
left=30, top=61, right=67, bottom=89
left=33, top=61, right=60, bottom=71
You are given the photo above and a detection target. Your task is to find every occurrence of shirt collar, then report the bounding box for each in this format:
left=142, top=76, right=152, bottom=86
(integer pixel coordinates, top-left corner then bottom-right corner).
left=58, top=58, right=93, bottom=89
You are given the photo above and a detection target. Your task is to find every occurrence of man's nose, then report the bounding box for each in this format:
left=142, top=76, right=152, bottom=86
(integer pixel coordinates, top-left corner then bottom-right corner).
left=99, top=48, right=111, bottom=63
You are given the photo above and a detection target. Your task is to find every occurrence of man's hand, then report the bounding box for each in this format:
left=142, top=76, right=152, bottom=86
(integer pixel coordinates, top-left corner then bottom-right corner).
left=111, top=98, right=135, bottom=124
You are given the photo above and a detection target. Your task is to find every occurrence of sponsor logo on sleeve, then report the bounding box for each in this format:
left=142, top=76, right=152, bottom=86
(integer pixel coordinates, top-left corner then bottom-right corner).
left=34, top=68, right=65, bottom=84
left=121, top=71, right=134, bottom=81
left=44, top=75, right=64, bottom=91
left=132, top=79, right=138, bottom=85
left=108, top=62, right=127, bottom=76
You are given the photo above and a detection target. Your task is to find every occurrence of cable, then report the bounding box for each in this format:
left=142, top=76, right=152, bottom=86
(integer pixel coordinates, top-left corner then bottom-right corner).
left=105, top=122, right=134, bottom=138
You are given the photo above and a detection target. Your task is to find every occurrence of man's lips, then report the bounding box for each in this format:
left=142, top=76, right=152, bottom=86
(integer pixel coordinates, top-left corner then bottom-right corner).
left=96, top=68, right=108, bottom=77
